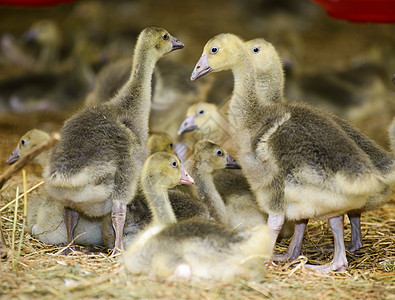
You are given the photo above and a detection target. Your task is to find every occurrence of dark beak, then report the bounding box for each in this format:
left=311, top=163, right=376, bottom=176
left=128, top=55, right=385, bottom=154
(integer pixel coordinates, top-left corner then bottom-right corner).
left=225, top=153, right=241, bottom=169
left=191, top=54, right=212, bottom=81
left=7, top=145, right=20, bottom=165
left=22, top=29, right=38, bottom=43
left=177, top=115, right=198, bottom=135
left=170, top=35, right=184, bottom=52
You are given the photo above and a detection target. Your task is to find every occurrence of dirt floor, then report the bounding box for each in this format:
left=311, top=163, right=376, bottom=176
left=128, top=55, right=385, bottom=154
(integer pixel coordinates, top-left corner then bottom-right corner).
left=0, top=0, right=394, bottom=299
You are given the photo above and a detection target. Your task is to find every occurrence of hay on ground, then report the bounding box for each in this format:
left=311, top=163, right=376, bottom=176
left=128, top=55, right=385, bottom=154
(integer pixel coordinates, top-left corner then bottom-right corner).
left=0, top=170, right=394, bottom=299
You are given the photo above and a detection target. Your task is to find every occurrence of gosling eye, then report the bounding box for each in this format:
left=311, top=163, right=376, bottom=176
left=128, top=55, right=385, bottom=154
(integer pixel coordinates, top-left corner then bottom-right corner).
left=21, top=139, right=26, bottom=146
left=171, top=161, right=178, bottom=168
left=198, top=110, right=204, bottom=115
left=216, top=149, right=223, bottom=156
left=169, top=142, right=173, bottom=149
left=252, top=47, right=260, bottom=53
left=162, top=33, right=169, bottom=40
left=210, top=47, right=218, bottom=54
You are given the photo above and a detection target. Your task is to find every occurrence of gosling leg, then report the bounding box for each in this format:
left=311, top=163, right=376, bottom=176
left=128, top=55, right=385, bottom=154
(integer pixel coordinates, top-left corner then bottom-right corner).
left=304, top=215, right=348, bottom=273
left=111, top=201, right=126, bottom=255
left=324, top=212, right=362, bottom=252
left=267, top=214, right=285, bottom=254
left=65, top=207, right=79, bottom=244
left=347, top=212, right=362, bottom=252
left=274, top=219, right=308, bottom=261
left=0, top=214, right=7, bottom=259
left=62, top=207, right=79, bottom=254
left=329, top=215, right=348, bottom=272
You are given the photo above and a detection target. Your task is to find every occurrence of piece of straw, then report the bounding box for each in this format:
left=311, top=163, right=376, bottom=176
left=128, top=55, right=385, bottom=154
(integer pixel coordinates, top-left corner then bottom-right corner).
left=0, top=211, right=6, bottom=259
left=11, top=186, right=19, bottom=269
left=0, top=181, right=44, bottom=212
left=17, top=170, right=28, bottom=260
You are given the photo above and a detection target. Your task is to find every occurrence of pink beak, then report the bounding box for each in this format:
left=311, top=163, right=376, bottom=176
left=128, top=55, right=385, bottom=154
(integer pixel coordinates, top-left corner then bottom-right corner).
left=179, top=164, right=194, bottom=185
left=170, top=34, right=184, bottom=51
left=190, top=54, right=212, bottom=81
left=7, top=145, right=20, bottom=165
left=177, top=115, right=198, bottom=135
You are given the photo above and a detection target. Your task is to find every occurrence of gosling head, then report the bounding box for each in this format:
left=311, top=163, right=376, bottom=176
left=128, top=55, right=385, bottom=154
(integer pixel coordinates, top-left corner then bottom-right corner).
left=245, top=38, right=279, bottom=75
left=141, top=152, right=194, bottom=190
left=192, top=140, right=227, bottom=173
left=177, top=102, right=218, bottom=135
left=147, top=132, right=174, bottom=154
left=7, top=129, right=50, bottom=165
left=137, top=26, right=184, bottom=59
left=23, top=20, right=60, bottom=46
left=191, top=33, right=245, bottom=81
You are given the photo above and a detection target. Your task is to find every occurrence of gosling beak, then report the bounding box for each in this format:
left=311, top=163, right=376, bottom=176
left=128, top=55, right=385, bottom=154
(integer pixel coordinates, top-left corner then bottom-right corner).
left=191, top=54, right=212, bottom=81
left=7, top=145, right=20, bottom=165
left=170, top=35, right=184, bottom=52
left=225, top=153, right=241, bottom=169
left=177, top=115, right=198, bottom=135
left=179, top=165, right=194, bottom=185
left=22, top=29, right=38, bottom=43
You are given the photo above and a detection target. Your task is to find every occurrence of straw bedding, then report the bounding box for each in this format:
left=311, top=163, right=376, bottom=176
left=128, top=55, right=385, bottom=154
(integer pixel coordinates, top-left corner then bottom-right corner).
left=0, top=168, right=393, bottom=299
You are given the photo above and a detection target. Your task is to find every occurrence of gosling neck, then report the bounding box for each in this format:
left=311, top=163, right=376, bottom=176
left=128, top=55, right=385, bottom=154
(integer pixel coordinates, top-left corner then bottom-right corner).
left=229, top=53, right=265, bottom=129
left=38, top=44, right=58, bottom=72
left=111, top=46, right=158, bottom=141
left=191, top=163, right=229, bottom=224
left=233, top=61, right=259, bottom=102
left=257, top=64, right=285, bottom=103
left=142, top=180, right=177, bottom=225
left=35, top=151, right=50, bottom=168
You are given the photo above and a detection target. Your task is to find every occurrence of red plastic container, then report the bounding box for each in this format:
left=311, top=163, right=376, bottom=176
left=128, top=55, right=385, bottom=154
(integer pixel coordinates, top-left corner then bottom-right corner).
left=312, top=0, right=395, bottom=23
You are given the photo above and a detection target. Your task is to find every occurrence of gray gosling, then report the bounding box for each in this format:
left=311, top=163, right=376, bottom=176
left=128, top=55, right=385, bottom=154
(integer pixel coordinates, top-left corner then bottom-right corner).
left=191, top=33, right=393, bottom=273
left=44, top=27, right=184, bottom=254
left=122, top=152, right=271, bottom=282
left=183, top=140, right=230, bottom=224
left=246, top=38, right=395, bottom=260
left=7, top=129, right=50, bottom=167
left=188, top=137, right=294, bottom=237
left=23, top=20, right=61, bottom=72
left=187, top=140, right=276, bottom=231
left=7, top=129, right=103, bottom=246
